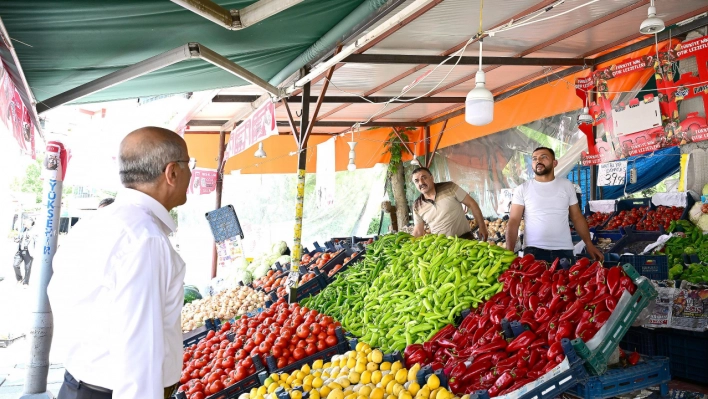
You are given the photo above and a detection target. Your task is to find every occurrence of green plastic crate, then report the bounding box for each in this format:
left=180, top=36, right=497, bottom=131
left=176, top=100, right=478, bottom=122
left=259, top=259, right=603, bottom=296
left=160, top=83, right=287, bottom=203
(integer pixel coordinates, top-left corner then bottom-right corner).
left=571, top=264, right=658, bottom=376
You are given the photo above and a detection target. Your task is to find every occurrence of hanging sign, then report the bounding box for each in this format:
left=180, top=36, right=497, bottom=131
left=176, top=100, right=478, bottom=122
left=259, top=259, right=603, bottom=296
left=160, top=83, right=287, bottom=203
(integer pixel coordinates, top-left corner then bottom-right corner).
left=315, top=138, right=335, bottom=209
left=224, top=101, right=277, bottom=159
left=596, top=161, right=627, bottom=186
left=577, top=35, right=708, bottom=166
left=188, top=168, right=218, bottom=195
left=0, top=60, right=35, bottom=159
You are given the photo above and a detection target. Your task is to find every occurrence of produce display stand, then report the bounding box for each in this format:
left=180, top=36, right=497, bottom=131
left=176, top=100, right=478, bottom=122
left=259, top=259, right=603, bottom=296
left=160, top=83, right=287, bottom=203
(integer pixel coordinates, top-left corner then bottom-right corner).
left=183, top=318, right=222, bottom=347
left=325, top=249, right=366, bottom=283
left=619, top=326, right=658, bottom=357
left=599, top=198, right=652, bottom=234
left=571, top=264, right=658, bottom=375
left=608, top=228, right=668, bottom=280
left=174, top=355, right=266, bottom=399
left=570, top=356, right=670, bottom=399
left=642, top=194, right=695, bottom=226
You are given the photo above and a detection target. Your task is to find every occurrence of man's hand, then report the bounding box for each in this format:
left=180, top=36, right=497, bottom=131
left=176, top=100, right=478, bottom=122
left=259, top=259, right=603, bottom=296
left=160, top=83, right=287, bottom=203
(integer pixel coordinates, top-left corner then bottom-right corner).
left=586, top=243, right=604, bottom=262
left=477, top=224, right=489, bottom=241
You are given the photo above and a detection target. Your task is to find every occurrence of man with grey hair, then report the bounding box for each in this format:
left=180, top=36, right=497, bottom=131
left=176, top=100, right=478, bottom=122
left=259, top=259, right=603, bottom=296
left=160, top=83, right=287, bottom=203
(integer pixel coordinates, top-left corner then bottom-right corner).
left=49, top=127, right=193, bottom=399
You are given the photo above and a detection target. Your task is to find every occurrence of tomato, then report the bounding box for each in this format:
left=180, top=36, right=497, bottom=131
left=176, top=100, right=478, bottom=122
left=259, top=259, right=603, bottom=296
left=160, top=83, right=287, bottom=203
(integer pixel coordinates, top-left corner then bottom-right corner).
left=254, top=333, right=265, bottom=345
left=316, top=340, right=326, bottom=351
left=210, top=380, right=225, bottom=394
left=277, top=357, right=288, bottom=369
left=233, top=366, right=247, bottom=382
left=242, top=356, right=254, bottom=369
left=305, top=343, right=317, bottom=356
left=280, top=327, right=293, bottom=339
left=207, top=373, right=220, bottom=384
left=223, top=377, right=235, bottom=387
left=189, top=382, right=205, bottom=395
left=297, top=340, right=307, bottom=349
left=243, top=340, right=256, bottom=353
left=296, top=325, right=309, bottom=339
left=317, top=332, right=327, bottom=340
left=206, top=330, right=216, bottom=340
left=221, top=356, right=235, bottom=369
left=293, top=348, right=306, bottom=360
left=219, top=340, right=229, bottom=349
left=326, top=324, right=337, bottom=335
left=282, top=348, right=291, bottom=359
left=192, top=392, right=205, bottom=399
left=237, top=326, right=247, bottom=336
left=216, top=349, right=225, bottom=359
left=180, top=373, right=190, bottom=384
left=266, top=333, right=277, bottom=345
left=310, top=323, right=322, bottom=335
left=259, top=341, right=271, bottom=354
left=325, top=335, right=338, bottom=347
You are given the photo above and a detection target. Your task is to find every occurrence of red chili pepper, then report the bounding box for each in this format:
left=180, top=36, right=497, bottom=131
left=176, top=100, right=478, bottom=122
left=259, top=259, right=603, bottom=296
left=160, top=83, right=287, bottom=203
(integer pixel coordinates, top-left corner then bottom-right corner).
left=460, top=314, right=478, bottom=331
left=546, top=341, right=564, bottom=360
left=519, top=253, right=535, bottom=267
left=549, top=257, right=559, bottom=273
left=499, top=377, right=533, bottom=396
left=504, top=307, right=519, bottom=322
left=594, top=300, right=609, bottom=316
left=495, top=354, right=518, bottom=374
left=526, top=294, right=540, bottom=312
left=580, top=261, right=601, bottom=280
left=537, top=282, right=552, bottom=301
left=478, top=313, right=491, bottom=329
left=423, top=341, right=434, bottom=357
left=528, top=348, right=541, bottom=366
left=547, top=317, right=559, bottom=344
left=576, top=324, right=599, bottom=341
left=431, top=324, right=456, bottom=343
left=575, top=284, right=594, bottom=304
left=404, top=344, right=424, bottom=359
left=460, top=359, right=492, bottom=383
left=448, top=377, right=461, bottom=394
left=607, top=266, right=621, bottom=295
left=628, top=351, right=640, bottom=366
left=534, top=306, right=551, bottom=323
left=555, top=320, right=574, bottom=342
left=405, top=348, right=429, bottom=368
left=527, top=370, right=545, bottom=379
left=589, top=292, right=610, bottom=306
left=436, top=339, right=457, bottom=349
left=541, top=270, right=554, bottom=284
left=560, top=301, right=584, bottom=322
left=606, top=296, right=617, bottom=312
left=515, top=261, right=545, bottom=277
left=575, top=256, right=591, bottom=269
left=470, top=350, right=495, bottom=364
left=430, top=361, right=444, bottom=371
left=506, top=330, right=536, bottom=353
left=450, top=362, right=467, bottom=379
left=596, top=266, right=608, bottom=285
left=593, top=310, right=611, bottom=328
left=493, top=371, right=516, bottom=391
left=483, top=325, right=501, bottom=341
left=509, top=257, right=523, bottom=270
left=619, top=276, right=634, bottom=295
left=490, top=308, right=506, bottom=325
left=569, top=264, right=585, bottom=281
left=528, top=338, right=546, bottom=351
left=472, top=339, right=508, bottom=356
left=519, top=315, right=539, bottom=331
left=491, top=351, right=509, bottom=363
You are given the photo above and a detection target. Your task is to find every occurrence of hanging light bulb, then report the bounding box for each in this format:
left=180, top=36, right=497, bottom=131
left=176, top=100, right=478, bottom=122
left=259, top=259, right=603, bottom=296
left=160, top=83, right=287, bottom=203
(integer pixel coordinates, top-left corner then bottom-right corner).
left=639, top=0, right=665, bottom=35
left=577, top=95, right=593, bottom=125
left=347, top=141, right=357, bottom=171
left=410, top=157, right=421, bottom=167
left=466, top=40, right=494, bottom=126
left=254, top=142, right=267, bottom=158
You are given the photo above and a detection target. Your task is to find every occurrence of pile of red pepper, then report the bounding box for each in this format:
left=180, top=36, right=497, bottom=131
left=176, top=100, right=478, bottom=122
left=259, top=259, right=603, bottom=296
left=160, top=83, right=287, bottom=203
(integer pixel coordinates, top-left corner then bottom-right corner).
left=403, top=254, right=637, bottom=396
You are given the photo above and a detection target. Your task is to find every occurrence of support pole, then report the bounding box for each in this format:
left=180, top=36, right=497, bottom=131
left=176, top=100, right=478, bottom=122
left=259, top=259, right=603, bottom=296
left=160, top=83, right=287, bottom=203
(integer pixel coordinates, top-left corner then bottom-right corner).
left=211, top=130, right=226, bottom=279
left=21, top=142, right=67, bottom=399
left=426, top=120, right=447, bottom=169
left=288, top=78, right=310, bottom=303
left=589, top=65, right=599, bottom=201
left=424, top=126, right=430, bottom=166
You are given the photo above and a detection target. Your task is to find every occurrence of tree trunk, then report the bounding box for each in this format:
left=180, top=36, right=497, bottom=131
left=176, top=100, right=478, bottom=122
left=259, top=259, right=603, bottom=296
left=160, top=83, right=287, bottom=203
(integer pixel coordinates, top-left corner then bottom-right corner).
left=390, top=162, right=409, bottom=230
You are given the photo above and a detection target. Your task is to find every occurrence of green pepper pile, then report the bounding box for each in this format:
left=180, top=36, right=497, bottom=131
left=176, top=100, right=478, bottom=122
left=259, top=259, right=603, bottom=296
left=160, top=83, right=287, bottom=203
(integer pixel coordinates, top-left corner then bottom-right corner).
left=303, top=232, right=515, bottom=352
left=661, top=220, right=708, bottom=282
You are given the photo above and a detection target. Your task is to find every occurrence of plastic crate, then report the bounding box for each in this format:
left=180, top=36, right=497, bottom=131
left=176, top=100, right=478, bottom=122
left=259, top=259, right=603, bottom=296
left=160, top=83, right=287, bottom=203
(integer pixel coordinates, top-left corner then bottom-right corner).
left=655, top=329, right=708, bottom=384
left=296, top=269, right=330, bottom=302
left=326, top=249, right=366, bottom=283
left=183, top=318, right=222, bottom=347
left=607, top=228, right=667, bottom=280
left=599, top=198, right=651, bottom=233
left=174, top=356, right=266, bottom=399
left=636, top=194, right=696, bottom=232
left=571, top=264, right=658, bottom=376
left=619, top=327, right=657, bottom=356
left=261, top=327, right=348, bottom=376
left=570, top=356, right=670, bottom=399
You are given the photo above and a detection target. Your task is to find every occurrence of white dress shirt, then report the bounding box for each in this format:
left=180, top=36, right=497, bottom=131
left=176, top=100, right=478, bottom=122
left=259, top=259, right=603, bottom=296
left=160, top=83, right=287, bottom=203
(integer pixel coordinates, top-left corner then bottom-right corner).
left=48, top=188, right=186, bottom=399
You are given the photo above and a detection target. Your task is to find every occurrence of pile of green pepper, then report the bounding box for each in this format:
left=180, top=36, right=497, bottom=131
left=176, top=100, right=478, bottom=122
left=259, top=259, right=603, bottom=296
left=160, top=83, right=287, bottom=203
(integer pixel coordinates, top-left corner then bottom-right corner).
left=303, top=232, right=516, bottom=352
left=661, top=220, right=708, bottom=282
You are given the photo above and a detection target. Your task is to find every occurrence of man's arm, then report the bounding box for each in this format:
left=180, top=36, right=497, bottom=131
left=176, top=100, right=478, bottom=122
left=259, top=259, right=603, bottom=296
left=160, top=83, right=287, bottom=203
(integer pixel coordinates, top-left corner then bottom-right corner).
left=110, top=237, right=167, bottom=399
left=506, top=204, right=524, bottom=251
left=461, top=194, right=487, bottom=241
left=569, top=204, right=604, bottom=261
left=412, top=221, right=426, bottom=237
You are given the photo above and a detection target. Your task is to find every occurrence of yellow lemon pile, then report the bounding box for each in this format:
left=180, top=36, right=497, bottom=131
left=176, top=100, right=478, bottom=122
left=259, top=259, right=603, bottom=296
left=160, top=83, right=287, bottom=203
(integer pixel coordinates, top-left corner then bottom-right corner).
left=238, top=342, right=467, bottom=399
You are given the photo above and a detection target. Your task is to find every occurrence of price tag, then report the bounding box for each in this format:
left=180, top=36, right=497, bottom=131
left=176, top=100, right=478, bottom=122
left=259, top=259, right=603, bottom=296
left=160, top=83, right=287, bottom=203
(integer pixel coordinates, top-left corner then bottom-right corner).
left=597, top=161, right=627, bottom=187
left=285, top=271, right=299, bottom=288
left=497, top=189, right=514, bottom=214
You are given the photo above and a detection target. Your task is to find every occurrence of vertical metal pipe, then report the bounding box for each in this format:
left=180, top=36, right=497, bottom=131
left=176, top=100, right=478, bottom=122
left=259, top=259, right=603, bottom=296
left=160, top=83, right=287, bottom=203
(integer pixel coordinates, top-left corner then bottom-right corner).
left=211, top=130, right=226, bottom=279
left=424, top=126, right=430, bottom=166
left=289, top=79, right=310, bottom=303
left=22, top=142, right=66, bottom=398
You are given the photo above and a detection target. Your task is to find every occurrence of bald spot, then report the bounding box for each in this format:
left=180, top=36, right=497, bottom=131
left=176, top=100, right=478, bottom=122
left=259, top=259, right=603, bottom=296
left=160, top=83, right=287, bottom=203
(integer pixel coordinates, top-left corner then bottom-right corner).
left=120, top=126, right=187, bottom=159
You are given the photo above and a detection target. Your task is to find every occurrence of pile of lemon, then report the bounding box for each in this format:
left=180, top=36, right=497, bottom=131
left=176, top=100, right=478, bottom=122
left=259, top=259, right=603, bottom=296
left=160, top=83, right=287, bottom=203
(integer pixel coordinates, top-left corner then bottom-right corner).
left=238, top=342, right=467, bottom=399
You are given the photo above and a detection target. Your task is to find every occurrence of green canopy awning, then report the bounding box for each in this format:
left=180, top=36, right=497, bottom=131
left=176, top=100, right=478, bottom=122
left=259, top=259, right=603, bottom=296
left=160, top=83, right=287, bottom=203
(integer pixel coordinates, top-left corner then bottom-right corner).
left=0, top=0, right=364, bottom=105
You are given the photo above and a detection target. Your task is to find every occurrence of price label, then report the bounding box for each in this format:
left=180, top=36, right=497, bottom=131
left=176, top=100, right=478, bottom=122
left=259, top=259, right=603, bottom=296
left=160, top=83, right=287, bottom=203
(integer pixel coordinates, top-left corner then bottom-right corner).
left=597, top=161, right=627, bottom=187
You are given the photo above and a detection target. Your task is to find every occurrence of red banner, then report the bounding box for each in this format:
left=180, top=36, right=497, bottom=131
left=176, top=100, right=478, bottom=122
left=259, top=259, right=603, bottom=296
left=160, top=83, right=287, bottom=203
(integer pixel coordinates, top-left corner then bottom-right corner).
left=224, top=101, right=277, bottom=159
left=188, top=168, right=218, bottom=195
left=577, top=35, right=708, bottom=166
left=0, top=62, right=35, bottom=159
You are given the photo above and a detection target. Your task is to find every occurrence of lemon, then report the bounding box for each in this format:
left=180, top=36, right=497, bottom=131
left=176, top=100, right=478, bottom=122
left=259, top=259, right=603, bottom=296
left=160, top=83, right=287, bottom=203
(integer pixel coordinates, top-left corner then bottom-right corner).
left=354, top=362, right=367, bottom=373
left=387, top=395, right=397, bottom=399
left=313, top=359, right=324, bottom=370
left=324, top=362, right=332, bottom=369
left=437, top=390, right=451, bottom=399
left=335, top=377, right=351, bottom=388
left=348, top=351, right=357, bottom=359
left=406, top=382, right=420, bottom=396
left=327, top=388, right=344, bottom=399
left=371, top=387, right=385, bottom=399
left=286, top=375, right=297, bottom=386
left=310, top=391, right=321, bottom=399
left=418, top=385, right=431, bottom=399
left=371, top=350, right=384, bottom=364
left=390, top=361, right=403, bottom=373
left=407, top=364, right=420, bottom=382
left=392, top=383, right=404, bottom=396
left=385, top=380, right=397, bottom=395
left=320, top=386, right=332, bottom=398
left=329, top=382, right=343, bottom=391
left=426, top=374, right=440, bottom=390
left=381, top=374, right=394, bottom=388
left=348, top=371, right=361, bottom=384
left=304, top=385, right=313, bottom=393
left=359, top=385, right=372, bottom=397
left=367, top=362, right=379, bottom=372
left=357, top=396, right=368, bottom=399
left=399, top=391, right=413, bottom=399
left=250, top=388, right=258, bottom=397
left=380, top=362, right=392, bottom=371
left=372, top=370, right=383, bottom=385
left=268, top=383, right=280, bottom=394
left=395, top=369, right=407, bottom=384
left=264, top=377, right=275, bottom=387
left=332, top=367, right=341, bottom=377
left=313, top=377, right=324, bottom=389
left=257, top=386, right=267, bottom=396
left=345, top=358, right=356, bottom=369
left=461, top=395, right=470, bottom=399
left=291, top=390, right=303, bottom=399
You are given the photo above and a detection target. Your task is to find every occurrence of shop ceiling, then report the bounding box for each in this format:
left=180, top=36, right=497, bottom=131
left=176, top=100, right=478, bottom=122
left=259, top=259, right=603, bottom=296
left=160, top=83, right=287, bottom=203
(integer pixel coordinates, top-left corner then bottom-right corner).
left=1, top=0, right=708, bottom=137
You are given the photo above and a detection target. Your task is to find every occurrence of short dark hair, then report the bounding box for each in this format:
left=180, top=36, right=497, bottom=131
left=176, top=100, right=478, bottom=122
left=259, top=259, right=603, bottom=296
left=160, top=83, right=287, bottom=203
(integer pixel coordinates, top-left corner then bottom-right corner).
left=533, top=147, right=555, bottom=160
left=411, top=166, right=432, bottom=177
left=98, top=198, right=115, bottom=208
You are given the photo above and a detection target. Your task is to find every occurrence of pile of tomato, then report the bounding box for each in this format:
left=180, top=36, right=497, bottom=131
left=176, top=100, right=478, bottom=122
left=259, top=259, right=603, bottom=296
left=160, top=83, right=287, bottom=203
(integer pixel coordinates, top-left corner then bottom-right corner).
left=179, top=300, right=342, bottom=399
left=585, top=212, right=611, bottom=229
left=603, top=207, right=648, bottom=230
left=636, top=206, right=684, bottom=231
left=252, top=270, right=285, bottom=292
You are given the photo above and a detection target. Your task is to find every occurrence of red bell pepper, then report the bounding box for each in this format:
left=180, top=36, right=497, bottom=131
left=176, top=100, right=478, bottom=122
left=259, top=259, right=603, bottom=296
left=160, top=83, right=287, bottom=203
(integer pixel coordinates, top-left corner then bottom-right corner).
left=559, top=301, right=584, bottom=322
left=594, top=300, right=609, bottom=316
left=472, top=339, right=507, bottom=356
left=478, top=313, right=491, bottom=329
left=546, top=341, right=564, bottom=361
left=431, top=324, right=456, bottom=343
left=491, top=351, right=509, bottom=363
left=430, top=361, right=444, bottom=371
left=606, top=296, right=617, bottom=313
left=546, top=317, right=559, bottom=344
left=493, top=371, right=516, bottom=391
left=506, top=331, right=536, bottom=353
left=555, top=320, right=574, bottom=342
left=404, top=344, right=424, bottom=359
left=534, top=306, right=551, bottom=323
left=528, top=338, right=546, bottom=351
left=527, top=370, right=546, bottom=379
left=405, top=348, right=429, bottom=368
left=619, top=275, right=634, bottom=295
left=628, top=351, right=640, bottom=366
left=519, top=253, right=535, bottom=268
left=528, top=347, right=541, bottom=366
left=575, top=256, right=591, bottom=269
left=593, top=310, right=611, bottom=328
left=460, top=359, right=492, bottom=383
left=596, top=266, right=608, bottom=285
left=449, top=362, right=467, bottom=379
left=576, top=324, right=599, bottom=341
left=549, top=257, right=560, bottom=273
left=589, top=292, right=610, bottom=306
left=495, top=354, right=518, bottom=373
left=436, top=339, right=457, bottom=349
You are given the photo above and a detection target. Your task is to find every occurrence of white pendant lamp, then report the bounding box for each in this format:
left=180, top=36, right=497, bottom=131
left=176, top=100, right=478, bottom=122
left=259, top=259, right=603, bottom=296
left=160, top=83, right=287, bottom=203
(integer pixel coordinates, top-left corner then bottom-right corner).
left=347, top=141, right=357, bottom=171
left=639, top=0, right=665, bottom=35
left=465, top=1, right=494, bottom=127
left=410, top=141, right=420, bottom=166
left=254, top=142, right=267, bottom=158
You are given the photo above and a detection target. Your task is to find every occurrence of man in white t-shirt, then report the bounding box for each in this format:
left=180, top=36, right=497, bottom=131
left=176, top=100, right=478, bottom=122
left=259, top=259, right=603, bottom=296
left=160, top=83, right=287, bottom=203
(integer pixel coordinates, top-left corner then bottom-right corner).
left=506, top=147, right=603, bottom=263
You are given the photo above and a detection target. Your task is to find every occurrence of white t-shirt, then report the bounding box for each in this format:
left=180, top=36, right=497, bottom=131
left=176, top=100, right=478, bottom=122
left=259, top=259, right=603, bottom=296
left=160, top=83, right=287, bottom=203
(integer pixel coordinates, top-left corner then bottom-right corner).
left=512, top=177, right=577, bottom=250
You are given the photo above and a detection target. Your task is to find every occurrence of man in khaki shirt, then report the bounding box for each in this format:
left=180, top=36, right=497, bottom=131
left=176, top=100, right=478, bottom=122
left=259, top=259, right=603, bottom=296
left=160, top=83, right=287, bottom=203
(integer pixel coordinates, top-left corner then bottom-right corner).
left=411, top=167, right=488, bottom=240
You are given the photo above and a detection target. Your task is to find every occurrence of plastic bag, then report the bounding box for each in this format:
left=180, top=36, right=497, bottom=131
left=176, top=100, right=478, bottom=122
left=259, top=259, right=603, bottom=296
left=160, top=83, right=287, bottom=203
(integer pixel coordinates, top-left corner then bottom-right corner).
left=641, top=233, right=673, bottom=255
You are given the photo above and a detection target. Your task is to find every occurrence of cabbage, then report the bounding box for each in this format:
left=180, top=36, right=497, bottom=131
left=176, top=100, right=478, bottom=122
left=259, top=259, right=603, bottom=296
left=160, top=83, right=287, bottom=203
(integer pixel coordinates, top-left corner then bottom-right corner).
left=275, top=255, right=291, bottom=266
left=272, top=241, right=288, bottom=256
left=252, top=261, right=271, bottom=280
